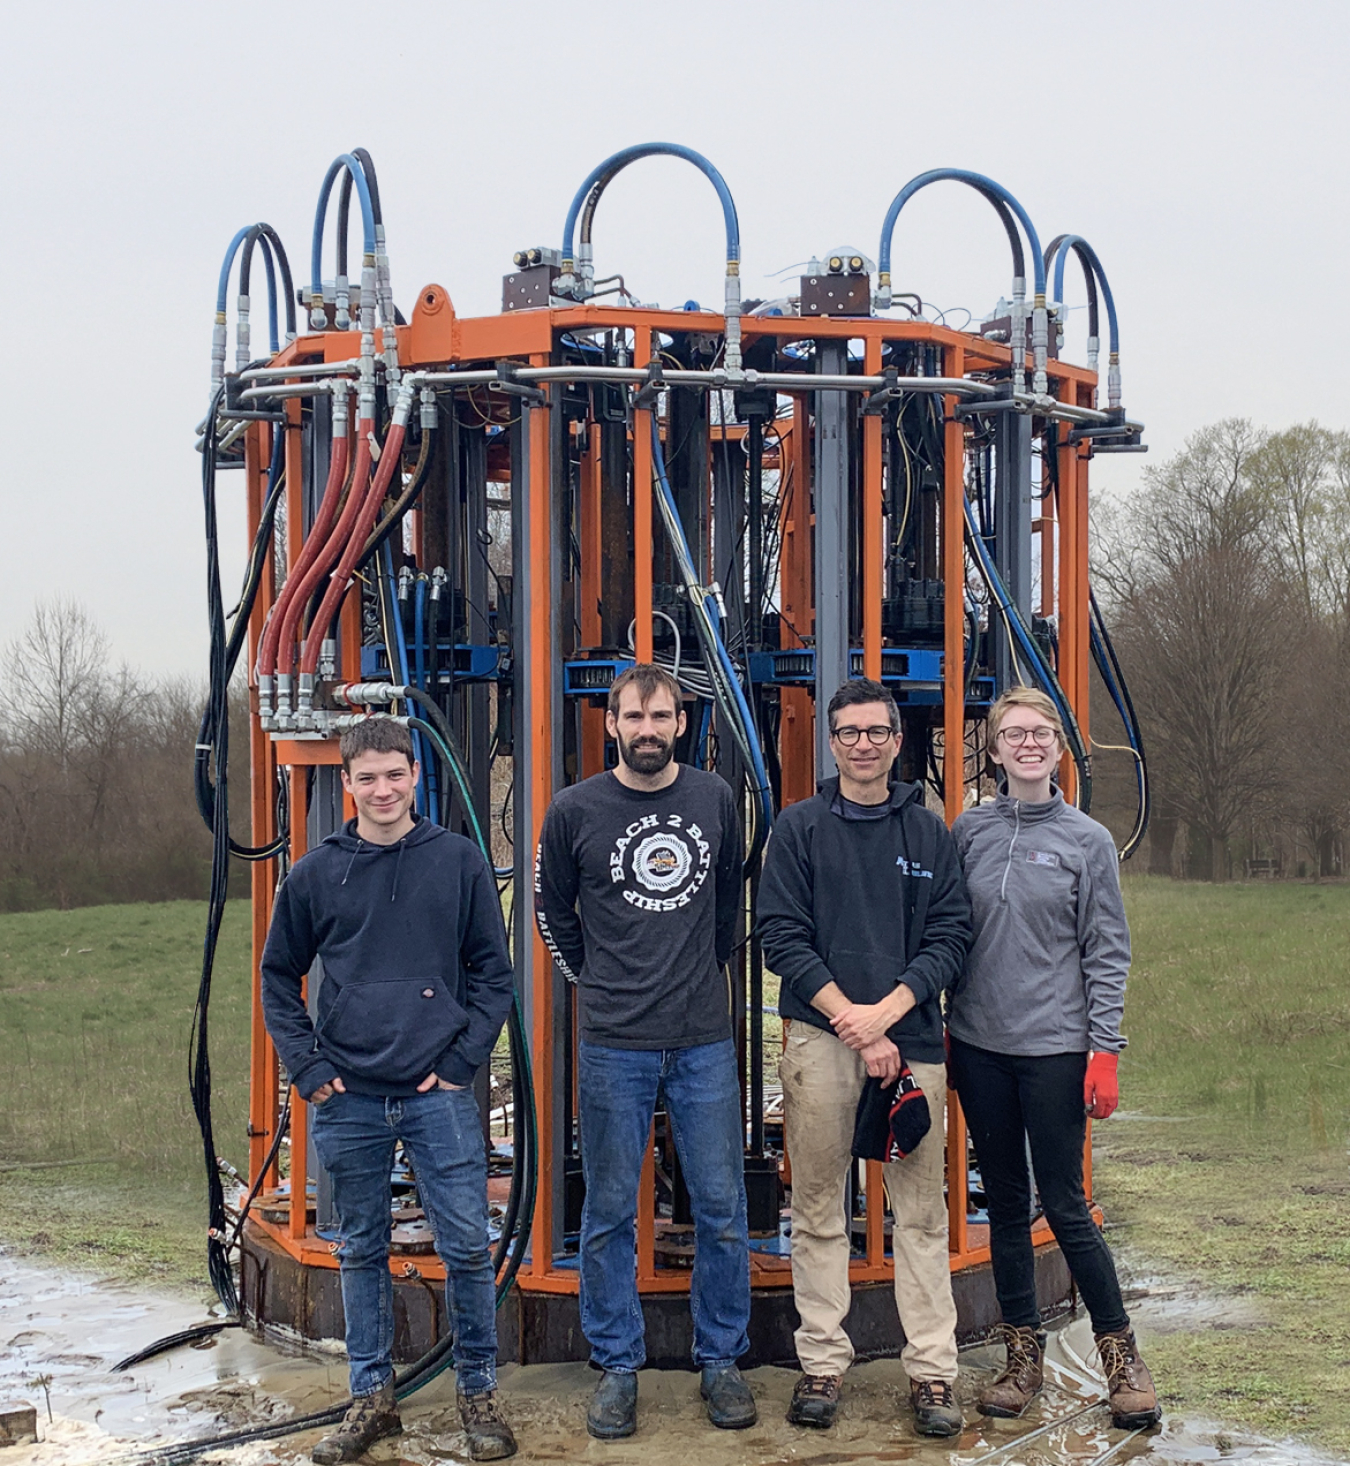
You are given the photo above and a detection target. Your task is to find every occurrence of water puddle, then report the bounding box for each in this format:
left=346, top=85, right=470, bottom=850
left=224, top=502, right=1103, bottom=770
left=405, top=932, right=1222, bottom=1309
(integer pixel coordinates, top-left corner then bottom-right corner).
left=0, top=1254, right=1341, bottom=1465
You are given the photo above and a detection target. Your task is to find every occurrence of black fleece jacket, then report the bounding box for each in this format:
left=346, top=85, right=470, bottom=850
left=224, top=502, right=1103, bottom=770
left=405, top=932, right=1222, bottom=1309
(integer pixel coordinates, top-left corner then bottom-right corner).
left=261, top=816, right=515, bottom=1099
left=757, top=778, right=971, bottom=1064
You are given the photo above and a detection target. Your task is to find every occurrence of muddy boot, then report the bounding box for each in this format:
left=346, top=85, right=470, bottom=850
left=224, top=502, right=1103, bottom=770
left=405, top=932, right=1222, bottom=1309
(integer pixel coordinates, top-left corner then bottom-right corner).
left=1095, top=1327, right=1162, bottom=1430
left=786, top=1374, right=841, bottom=1429
left=587, top=1370, right=638, bottom=1439
left=457, top=1389, right=517, bottom=1461
left=979, top=1323, right=1045, bottom=1418
left=312, top=1379, right=401, bottom=1464
left=909, top=1379, right=962, bottom=1438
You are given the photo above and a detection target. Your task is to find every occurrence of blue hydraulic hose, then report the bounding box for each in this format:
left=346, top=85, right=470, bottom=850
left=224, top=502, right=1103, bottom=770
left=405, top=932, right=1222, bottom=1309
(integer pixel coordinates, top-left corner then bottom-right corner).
left=649, top=421, right=772, bottom=845
left=1048, top=234, right=1119, bottom=355
left=879, top=169, right=1045, bottom=293
left=963, top=497, right=1091, bottom=810
left=561, top=142, right=740, bottom=265
left=216, top=225, right=292, bottom=356
left=216, top=227, right=253, bottom=313
left=311, top=153, right=376, bottom=307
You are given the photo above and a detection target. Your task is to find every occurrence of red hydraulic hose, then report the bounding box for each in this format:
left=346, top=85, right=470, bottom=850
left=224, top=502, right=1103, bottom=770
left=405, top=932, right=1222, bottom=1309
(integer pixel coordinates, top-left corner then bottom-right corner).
left=299, top=406, right=410, bottom=677
left=271, top=432, right=362, bottom=684
left=258, top=394, right=351, bottom=680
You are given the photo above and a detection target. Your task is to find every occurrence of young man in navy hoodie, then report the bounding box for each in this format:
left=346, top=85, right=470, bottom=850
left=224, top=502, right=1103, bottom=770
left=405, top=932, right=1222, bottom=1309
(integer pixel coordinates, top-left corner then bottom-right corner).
left=759, top=679, right=971, bottom=1439
left=261, top=718, right=517, bottom=1464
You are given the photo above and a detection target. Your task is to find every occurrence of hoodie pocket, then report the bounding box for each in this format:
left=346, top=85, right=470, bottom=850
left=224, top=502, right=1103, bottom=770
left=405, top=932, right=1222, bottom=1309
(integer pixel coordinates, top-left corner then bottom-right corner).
left=317, top=977, right=470, bottom=1087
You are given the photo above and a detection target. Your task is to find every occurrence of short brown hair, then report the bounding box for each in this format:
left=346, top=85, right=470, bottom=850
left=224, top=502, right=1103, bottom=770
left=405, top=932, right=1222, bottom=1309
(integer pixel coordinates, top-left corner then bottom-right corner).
left=339, top=715, right=416, bottom=772
left=987, top=686, right=1065, bottom=748
left=607, top=663, right=682, bottom=716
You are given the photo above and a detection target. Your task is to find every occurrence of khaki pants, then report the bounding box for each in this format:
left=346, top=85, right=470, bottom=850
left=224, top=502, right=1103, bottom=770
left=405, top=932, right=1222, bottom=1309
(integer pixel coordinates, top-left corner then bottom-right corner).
left=780, top=1021, right=958, bottom=1382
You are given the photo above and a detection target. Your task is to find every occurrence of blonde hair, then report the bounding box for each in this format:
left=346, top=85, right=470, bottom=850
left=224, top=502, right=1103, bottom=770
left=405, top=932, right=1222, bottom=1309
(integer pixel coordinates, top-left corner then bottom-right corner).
left=987, top=686, right=1065, bottom=749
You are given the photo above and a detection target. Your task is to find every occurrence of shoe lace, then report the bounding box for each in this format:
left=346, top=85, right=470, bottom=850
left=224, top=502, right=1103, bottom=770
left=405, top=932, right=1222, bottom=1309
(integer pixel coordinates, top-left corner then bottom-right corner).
left=1098, top=1334, right=1134, bottom=1380
left=797, top=1375, right=840, bottom=1399
left=914, top=1379, right=954, bottom=1408
left=999, top=1325, right=1038, bottom=1375
left=461, top=1392, right=505, bottom=1427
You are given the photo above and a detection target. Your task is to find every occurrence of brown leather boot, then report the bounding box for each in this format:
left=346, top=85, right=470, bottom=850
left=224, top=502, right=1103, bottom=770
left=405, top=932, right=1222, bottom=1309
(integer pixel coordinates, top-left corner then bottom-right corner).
left=1095, top=1327, right=1162, bottom=1430
left=978, top=1324, right=1044, bottom=1418
left=312, top=1379, right=401, bottom=1464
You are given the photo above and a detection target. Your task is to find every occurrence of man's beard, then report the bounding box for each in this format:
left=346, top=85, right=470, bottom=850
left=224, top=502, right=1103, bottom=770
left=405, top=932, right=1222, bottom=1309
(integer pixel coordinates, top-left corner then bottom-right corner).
left=617, top=731, right=675, bottom=775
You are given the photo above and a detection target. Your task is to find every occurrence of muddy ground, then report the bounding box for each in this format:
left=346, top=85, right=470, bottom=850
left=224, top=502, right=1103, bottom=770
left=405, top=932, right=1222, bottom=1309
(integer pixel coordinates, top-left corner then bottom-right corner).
left=1, top=1256, right=1344, bottom=1466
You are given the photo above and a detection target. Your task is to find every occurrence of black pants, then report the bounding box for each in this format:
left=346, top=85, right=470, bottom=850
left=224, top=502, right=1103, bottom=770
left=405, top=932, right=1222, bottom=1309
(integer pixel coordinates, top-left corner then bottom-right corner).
left=949, top=1038, right=1129, bottom=1334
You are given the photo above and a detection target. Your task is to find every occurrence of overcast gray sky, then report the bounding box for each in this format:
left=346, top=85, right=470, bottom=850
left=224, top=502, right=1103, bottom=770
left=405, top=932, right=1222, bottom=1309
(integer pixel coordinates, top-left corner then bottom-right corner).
left=2, top=1, right=1346, bottom=677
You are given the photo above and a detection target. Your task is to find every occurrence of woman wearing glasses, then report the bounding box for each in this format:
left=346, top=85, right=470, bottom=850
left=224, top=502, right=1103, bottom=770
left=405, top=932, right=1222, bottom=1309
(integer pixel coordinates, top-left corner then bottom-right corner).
left=947, top=688, right=1160, bottom=1431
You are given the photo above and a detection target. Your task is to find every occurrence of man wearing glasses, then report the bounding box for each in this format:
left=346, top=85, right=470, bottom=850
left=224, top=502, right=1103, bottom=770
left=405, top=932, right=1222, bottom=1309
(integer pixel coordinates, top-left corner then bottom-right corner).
left=759, top=678, right=971, bottom=1438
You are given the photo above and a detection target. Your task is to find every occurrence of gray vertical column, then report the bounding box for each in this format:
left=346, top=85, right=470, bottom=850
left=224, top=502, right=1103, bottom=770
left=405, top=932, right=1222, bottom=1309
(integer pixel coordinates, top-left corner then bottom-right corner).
left=307, top=767, right=346, bottom=1229
left=993, top=410, right=1033, bottom=692
left=814, top=340, right=850, bottom=776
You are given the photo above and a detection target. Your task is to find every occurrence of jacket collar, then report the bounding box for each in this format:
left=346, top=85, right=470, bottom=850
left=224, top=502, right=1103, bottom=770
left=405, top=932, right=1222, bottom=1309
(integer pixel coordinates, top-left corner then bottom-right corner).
left=992, top=788, right=1066, bottom=826
left=820, top=776, right=922, bottom=818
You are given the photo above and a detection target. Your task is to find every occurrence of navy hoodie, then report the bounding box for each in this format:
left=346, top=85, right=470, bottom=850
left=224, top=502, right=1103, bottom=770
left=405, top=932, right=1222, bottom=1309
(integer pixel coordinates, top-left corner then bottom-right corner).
left=261, top=816, right=515, bottom=1100
left=758, top=778, right=971, bottom=1064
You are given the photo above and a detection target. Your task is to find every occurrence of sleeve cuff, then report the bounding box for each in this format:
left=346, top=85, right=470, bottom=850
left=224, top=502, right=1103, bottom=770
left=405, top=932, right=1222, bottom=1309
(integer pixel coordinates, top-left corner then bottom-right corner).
left=898, top=968, right=936, bottom=1008
left=437, top=1051, right=479, bottom=1088
left=292, top=1060, right=339, bottom=1101
left=787, top=957, right=838, bottom=1004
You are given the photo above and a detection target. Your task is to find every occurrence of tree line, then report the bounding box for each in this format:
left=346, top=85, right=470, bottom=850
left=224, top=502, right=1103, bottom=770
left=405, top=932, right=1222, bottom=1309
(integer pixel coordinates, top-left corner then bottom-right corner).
left=0, top=601, right=248, bottom=911
left=1095, top=418, right=1350, bottom=880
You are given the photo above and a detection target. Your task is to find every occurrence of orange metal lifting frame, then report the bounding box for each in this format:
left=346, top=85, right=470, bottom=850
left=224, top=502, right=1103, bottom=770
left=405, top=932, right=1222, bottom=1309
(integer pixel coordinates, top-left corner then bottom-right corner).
left=240, top=294, right=1099, bottom=1294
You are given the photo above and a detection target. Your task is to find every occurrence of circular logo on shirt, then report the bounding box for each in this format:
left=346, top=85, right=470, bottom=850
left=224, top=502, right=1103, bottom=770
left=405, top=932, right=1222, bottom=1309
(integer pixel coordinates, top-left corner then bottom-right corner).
left=632, top=832, right=693, bottom=893
left=608, top=813, right=714, bottom=913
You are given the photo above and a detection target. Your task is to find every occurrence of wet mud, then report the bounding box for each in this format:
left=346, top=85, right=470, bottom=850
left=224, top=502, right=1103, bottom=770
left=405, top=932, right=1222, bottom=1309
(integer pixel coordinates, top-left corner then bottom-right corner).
left=0, top=1254, right=1343, bottom=1466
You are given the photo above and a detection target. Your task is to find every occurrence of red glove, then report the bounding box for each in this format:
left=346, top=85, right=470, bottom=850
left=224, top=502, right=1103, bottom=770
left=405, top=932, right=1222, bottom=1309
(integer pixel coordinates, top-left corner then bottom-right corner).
left=1084, top=1052, right=1119, bottom=1120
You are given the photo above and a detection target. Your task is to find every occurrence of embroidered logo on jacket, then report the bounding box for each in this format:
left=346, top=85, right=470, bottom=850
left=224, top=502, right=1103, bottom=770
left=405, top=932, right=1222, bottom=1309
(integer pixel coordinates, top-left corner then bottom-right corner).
left=1026, top=850, right=1061, bottom=868
left=609, top=813, right=712, bottom=912
left=895, top=856, right=933, bottom=878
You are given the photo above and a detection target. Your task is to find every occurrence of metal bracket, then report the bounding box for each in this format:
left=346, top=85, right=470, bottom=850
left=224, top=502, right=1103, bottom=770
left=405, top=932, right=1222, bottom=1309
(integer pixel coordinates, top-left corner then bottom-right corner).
left=492, top=362, right=547, bottom=407
left=632, top=359, right=666, bottom=412
left=861, top=366, right=901, bottom=415
left=953, top=397, right=1019, bottom=421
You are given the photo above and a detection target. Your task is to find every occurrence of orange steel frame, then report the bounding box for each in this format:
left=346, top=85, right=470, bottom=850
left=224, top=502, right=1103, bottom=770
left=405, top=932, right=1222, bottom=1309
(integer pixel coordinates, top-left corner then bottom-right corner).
left=241, top=292, right=1099, bottom=1292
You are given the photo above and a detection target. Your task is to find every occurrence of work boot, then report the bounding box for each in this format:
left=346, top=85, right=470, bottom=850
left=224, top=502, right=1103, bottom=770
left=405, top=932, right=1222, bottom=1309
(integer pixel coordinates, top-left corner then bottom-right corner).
left=910, top=1378, right=963, bottom=1438
left=311, top=1379, right=401, bottom=1464
left=1095, top=1327, right=1162, bottom=1430
left=457, top=1389, right=517, bottom=1461
left=979, top=1323, right=1045, bottom=1418
left=586, top=1370, right=638, bottom=1439
left=786, top=1373, right=841, bottom=1428
left=700, top=1363, right=757, bottom=1429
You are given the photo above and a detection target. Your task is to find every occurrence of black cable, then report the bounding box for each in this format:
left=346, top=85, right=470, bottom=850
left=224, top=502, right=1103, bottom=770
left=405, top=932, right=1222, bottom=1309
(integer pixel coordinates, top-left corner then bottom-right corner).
left=193, top=417, right=289, bottom=862
left=1089, top=587, right=1150, bottom=859
left=194, top=386, right=241, bottom=1317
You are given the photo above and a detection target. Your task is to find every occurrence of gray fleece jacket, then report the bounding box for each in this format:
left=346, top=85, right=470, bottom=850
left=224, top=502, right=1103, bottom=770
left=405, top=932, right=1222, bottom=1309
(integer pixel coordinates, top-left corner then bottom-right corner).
left=948, top=791, right=1128, bottom=1057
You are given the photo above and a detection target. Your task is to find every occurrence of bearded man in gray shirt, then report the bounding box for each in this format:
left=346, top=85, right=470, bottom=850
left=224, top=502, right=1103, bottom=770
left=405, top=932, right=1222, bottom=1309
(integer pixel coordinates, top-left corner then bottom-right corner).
left=534, top=664, right=754, bottom=1440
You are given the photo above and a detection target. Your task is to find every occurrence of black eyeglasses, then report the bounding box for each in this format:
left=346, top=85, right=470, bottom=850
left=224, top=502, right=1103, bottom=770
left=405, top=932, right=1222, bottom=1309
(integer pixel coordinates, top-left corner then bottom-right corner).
left=998, top=725, right=1058, bottom=747
left=830, top=724, right=898, bottom=746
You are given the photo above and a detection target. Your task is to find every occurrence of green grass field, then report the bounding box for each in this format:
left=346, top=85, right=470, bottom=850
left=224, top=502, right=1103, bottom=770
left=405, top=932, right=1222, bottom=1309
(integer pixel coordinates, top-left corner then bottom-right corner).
left=0, top=900, right=252, bottom=1287
left=1, top=881, right=1349, bottom=1445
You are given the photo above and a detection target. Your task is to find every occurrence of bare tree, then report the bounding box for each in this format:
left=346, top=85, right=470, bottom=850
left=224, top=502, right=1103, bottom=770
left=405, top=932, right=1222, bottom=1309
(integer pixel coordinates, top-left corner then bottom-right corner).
left=1099, top=421, right=1297, bottom=880
left=2, top=600, right=112, bottom=772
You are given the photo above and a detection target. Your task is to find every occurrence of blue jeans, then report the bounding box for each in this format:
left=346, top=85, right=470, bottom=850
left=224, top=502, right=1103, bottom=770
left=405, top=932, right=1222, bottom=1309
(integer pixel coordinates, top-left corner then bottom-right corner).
left=578, top=1038, right=750, bottom=1372
left=310, top=1086, right=498, bottom=1396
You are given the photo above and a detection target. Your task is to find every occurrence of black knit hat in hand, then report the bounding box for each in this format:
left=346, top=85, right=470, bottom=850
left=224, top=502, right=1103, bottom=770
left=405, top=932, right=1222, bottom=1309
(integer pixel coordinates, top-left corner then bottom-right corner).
left=851, top=1058, right=932, bottom=1162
